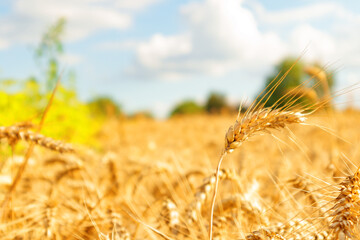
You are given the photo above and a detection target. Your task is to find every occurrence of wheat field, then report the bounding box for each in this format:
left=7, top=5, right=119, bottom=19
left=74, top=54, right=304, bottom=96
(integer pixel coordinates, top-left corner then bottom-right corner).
left=1, top=107, right=360, bottom=239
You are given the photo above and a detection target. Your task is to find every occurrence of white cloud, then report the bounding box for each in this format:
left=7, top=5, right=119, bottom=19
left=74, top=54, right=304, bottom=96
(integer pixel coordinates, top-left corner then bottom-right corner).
left=251, top=2, right=347, bottom=25
left=0, top=0, right=159, bottom=48
left=136, top=34, right=192, bottom=69
left=127, top=0, right=285, bottom=80
left=96, top=40, right=140, bottom=51
left=125, top=0, right=360, bottom=82
left=114, top=0, right=161, bottom=10
left=289, top=24, right=336, bottom=62
left=0, top=39, right=9, bottom=50
left=249, top=1, right=360, bottom=67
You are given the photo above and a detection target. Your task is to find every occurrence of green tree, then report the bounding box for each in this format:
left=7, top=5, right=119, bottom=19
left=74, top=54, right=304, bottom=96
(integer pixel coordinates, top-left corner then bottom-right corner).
left=205, top=92, right=227, bottom=114
left=257, top=57, right=335, bottom=109
left=170, top=100, right=204, bottom=116
left=88, top=97, right=122, bottom=118
left=258, top=58, right=304, bottom=108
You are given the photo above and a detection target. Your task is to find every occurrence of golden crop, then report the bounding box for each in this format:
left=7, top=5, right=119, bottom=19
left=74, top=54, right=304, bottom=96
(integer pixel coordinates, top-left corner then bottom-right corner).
left=1, top=110, right=360, bottom=239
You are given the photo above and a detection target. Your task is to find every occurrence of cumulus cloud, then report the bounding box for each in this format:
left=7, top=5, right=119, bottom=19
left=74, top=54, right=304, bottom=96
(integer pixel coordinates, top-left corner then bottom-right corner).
left=127, top=0, right=285, bottom=80
left=125, top=0, right=360, bottom=81
left=250, top=1, right=360, bottom=66
left=136, top=34, right=192, bottom=69
left=180, top=0, right=283, bottom=64
left=0, top=0, right=159, bottom=47
left=289, top=24, right=337, bottom=62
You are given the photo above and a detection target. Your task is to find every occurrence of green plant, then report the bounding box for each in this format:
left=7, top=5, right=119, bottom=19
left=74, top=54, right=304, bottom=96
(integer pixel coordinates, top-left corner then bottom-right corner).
left=205, top=92, right=227, bottom=114
left=257, top=57, right=336, bottom=109
left=170, top=100, right=204, bottom=116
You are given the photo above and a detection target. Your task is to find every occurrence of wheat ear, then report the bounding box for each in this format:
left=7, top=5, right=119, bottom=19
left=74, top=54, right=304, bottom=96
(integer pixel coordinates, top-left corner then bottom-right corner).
left=224, top=108, right=305, bottom=152
left=0, top=126, right=74, bottom=153
left=160, top=199, right=181, bottom=235
left=186, top=169, right=236, bottom=225
left=209, top=108, right=306, bottom=240
left=329, top=167, right=360, bottom=239
left=246, top=228, right=286, bottom=240
left=246, top=219, right=329, bottom=240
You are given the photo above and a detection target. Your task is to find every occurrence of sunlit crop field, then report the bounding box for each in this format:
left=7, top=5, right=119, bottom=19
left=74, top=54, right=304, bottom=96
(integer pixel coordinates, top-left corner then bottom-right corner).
left=1, top=110, right=360, bottom=239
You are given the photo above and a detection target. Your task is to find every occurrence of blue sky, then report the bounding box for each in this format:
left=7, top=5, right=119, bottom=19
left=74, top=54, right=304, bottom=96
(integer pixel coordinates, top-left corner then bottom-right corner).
left=0, top=0, right=360, bottom=117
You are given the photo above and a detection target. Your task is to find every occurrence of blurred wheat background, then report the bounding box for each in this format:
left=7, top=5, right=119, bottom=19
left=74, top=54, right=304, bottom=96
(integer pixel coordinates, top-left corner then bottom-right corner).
left=2, top=109, right=360, bottom=239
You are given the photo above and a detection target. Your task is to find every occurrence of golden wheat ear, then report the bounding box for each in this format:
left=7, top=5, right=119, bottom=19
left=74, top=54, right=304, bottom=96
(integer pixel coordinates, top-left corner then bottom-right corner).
left=185, top=169, right=237, bottom=225
left=225, top=108, right=306, bottom=153
left=160, top=198, right=181, bottom=235
left=0, top=126, right=74, bottom=153
left=328, top=167, right=360, bottom=239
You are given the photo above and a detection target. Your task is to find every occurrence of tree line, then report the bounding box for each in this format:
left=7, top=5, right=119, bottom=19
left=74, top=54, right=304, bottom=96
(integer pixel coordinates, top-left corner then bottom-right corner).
left=168, top=57, right=335, bottom=117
